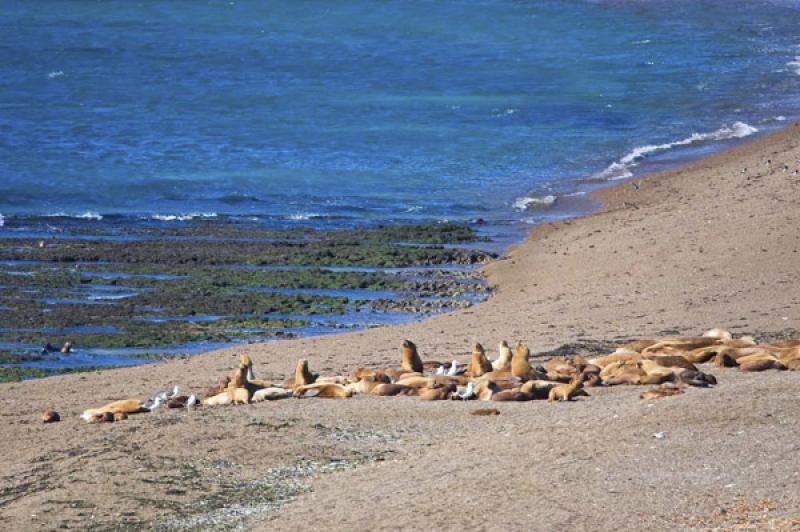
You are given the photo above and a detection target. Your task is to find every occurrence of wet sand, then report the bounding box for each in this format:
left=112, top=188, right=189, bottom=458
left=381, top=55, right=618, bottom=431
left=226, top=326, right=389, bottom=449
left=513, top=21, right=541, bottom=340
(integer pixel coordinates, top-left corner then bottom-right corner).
left=1, top=123, right=800, bottom=530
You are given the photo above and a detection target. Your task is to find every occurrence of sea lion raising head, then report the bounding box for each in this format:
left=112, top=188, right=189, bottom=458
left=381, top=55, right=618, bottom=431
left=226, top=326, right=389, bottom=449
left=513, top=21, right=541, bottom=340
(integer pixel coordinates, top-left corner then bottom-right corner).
left=402, top=340, right=424, bottom=373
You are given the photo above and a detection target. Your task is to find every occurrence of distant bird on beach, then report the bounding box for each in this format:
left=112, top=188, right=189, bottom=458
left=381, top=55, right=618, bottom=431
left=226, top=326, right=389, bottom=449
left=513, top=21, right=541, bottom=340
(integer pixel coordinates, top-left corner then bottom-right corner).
left=144, top=396, right=162, bottom=414
left=741, top=167, right=747, bottom=175
left=783, top=164, right=789, bottom=173
left=632, top=180, right=642, bottom=190
left=187, top=395, right=198, bottom=408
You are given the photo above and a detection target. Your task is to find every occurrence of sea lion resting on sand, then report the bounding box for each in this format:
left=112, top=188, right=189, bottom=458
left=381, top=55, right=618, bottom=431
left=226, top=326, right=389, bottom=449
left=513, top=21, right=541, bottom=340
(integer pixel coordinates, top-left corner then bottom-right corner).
left=81, top=399, right=145, bottom=422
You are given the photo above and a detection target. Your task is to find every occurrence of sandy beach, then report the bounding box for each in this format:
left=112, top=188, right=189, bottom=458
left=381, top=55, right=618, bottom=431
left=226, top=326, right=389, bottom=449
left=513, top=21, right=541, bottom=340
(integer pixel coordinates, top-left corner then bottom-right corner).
left=2, top=122, right=800, bottom=531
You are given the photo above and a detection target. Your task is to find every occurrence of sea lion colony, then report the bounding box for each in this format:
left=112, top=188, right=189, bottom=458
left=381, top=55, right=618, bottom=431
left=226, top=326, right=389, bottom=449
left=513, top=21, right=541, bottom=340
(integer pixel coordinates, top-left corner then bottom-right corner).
left=76, top=328, right=800, bottom=422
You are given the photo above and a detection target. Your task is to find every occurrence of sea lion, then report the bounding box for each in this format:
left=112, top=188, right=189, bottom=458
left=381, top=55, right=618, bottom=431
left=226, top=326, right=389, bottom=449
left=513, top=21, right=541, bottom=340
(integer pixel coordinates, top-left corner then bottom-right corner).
left=81, top=399, right=146, bottom=421
left=492, top=340, right=513, bottom=370
left=589, top=352, right=641, bottom=368
left=252, top=387, right=292, bottom=401
left=42, top=410, right=60, bottom=423
left=465, top=343, right=493, bottom=378
left=548, top=379, right=589, bottom=402
left=203, top=377, right=230, bottom=399
left=202, top=391, right=233, bottom=406
left=418, top=384, right=456, bottom=401
left=371, top=383, right=416, bottom=396
left=288, top=359, right=317, bottom=389
left=738, top=357, right=786, bottom=372
left=395, top=375, right=435, bottom=389
left=471, top=408, right=500, bottom=416
left=640, top=384, right=685, bottom=400
left=491, top=390, right=533, bottom=402
left=519, top=380, right=557, bottom=399
left=511, top=341, right=543, bottom=381
left=293, top=383, right=353, bottom=399
left=167, top=396, right=190, bottom=408
left=402, top=340, right=424, bottom=373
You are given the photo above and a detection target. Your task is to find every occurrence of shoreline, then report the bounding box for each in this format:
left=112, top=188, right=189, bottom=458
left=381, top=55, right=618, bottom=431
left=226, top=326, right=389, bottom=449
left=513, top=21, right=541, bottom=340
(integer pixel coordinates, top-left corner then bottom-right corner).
left=2, top=122, right=800, bottom=529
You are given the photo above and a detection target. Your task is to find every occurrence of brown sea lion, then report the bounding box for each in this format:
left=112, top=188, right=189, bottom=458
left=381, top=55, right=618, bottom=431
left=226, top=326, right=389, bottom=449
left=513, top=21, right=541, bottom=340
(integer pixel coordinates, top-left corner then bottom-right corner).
left=402, top=340, right=424, bottom=373
left=465, top=343, right=493, bottom=378
left=511, top=341, right=544, bottom=381
left=203, top=377, right=230, bottom=399
left=548, top=379, right=589, bottom=402
left=519, top=379, right=557, bottom=399
left=288, top=359, right=317, bottom=389
left=471, top=408, right=500, bottom=416
left=640, top=384, right=685, bottom=400
left=42, top=410, right=60, bottom=423
left=419, top=384, right=457, bottom=401
left=371, top=383, right=416, bottom=396
left=491, top=390, right=533, bottom=402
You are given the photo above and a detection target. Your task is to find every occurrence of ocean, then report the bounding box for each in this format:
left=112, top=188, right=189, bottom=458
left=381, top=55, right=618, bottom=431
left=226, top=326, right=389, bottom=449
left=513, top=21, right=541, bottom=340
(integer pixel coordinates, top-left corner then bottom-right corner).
left=1, top=0, right=800, bottom=233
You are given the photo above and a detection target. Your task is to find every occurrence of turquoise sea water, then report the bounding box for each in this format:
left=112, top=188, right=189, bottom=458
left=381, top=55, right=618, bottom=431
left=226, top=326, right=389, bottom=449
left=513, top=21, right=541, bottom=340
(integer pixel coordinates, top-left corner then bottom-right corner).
left=1, top=0, right=800, bottom=229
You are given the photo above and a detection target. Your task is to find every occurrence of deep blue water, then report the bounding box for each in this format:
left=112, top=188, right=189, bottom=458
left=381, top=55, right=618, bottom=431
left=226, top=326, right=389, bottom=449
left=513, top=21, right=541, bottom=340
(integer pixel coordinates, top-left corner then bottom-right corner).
left=1, top=0, right=800, bottom=230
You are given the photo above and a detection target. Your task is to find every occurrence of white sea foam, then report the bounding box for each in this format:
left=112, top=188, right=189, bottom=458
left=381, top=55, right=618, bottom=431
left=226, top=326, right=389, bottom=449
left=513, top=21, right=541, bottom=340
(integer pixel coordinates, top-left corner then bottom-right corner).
left=597, top=121, right=758, bottom=180
left=151, top=212, right=217, bottom=221
left=512, top=194, right=557, bottom=211
left=0, top=213, right=4, bottom=228
left=788, top=57, right=800, bottom=76
left=48, top=71, right=64, bottom=79
left=287, top=213, right=318, bottom=221
left=44, top=211, right=103, bottom=220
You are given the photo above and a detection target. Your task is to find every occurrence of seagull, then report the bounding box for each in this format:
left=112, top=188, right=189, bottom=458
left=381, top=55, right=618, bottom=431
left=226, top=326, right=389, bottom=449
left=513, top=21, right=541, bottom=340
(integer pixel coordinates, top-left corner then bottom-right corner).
left=434, top=365, right=446, bottom=376
left=144, top=395, right=162, bottom=413
left=148, top=385, right=179, bottom=403
left=454, top=382, right=476, bottom=400
left=447, top=360, right=464, bottom=377
left=187, top=394, right=198, bottom=408
left=632, top=180, right=642, bottom=190
left=783, top=164, right=789, bottom=173
left=741, top=167, right=747, bottom=175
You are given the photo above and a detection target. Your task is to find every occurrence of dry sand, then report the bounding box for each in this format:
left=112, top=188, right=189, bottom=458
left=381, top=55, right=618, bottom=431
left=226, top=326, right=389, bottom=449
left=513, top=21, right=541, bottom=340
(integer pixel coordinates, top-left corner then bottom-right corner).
left=2, top=123, right=800, bottom=531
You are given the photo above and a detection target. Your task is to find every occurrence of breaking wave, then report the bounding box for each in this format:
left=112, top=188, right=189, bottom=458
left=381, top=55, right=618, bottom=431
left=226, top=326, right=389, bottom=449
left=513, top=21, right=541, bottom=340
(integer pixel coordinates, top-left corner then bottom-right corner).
left=597, top=121, right=758, bottom=180
left=512, top=194, right=557, bottom=211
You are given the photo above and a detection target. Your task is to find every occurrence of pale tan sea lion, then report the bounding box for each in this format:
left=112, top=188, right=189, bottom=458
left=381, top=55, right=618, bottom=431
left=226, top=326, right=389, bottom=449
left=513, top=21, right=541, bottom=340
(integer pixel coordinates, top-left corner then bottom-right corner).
left=293, top=383, right=353, bottom=399
left=492, top=340, right=513, bottom=370
left=252, top=387, right=292, bottom=401
left=81, top=399, right=145, bottom=421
